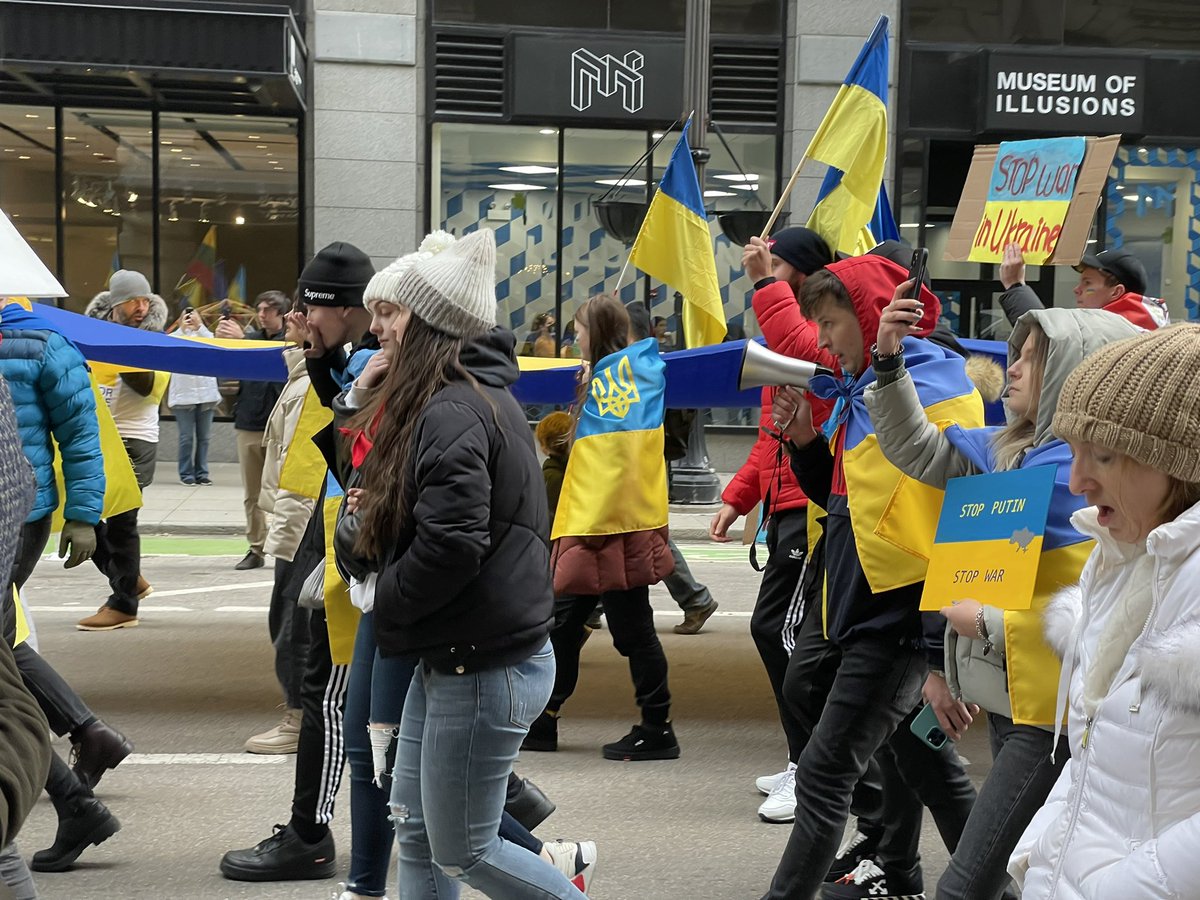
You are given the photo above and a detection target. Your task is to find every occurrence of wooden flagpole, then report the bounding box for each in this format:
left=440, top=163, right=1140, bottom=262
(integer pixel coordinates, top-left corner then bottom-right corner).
left=759, top=155, right=809, bottom=239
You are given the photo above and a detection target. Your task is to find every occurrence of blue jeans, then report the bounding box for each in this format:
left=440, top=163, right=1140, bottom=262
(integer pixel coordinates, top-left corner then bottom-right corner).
left=392, top=641, right=583, bottom=899
left=174, top=404, right=213, bottom=481
left=345, top=612, right=417, bottom=897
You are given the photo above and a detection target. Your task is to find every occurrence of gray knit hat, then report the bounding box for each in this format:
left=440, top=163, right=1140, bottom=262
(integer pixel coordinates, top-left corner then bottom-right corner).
left=108, top=269, right=152, bottom=305
left=1053, top=323, right=1200, bottom=482
left=393, top=228, right=497, bottom=338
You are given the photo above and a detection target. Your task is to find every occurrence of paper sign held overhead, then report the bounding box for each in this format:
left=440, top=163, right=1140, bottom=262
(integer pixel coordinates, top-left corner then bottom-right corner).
left=920, top=466, right=1057, bottom=612
left=0, top=209, right=67, bottom=298
left=944, top=134, right=1120, bottom=267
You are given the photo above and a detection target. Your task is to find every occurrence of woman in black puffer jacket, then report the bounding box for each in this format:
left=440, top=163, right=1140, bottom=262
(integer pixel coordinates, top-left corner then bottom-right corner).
left=344, top=228, right=584, bottom=900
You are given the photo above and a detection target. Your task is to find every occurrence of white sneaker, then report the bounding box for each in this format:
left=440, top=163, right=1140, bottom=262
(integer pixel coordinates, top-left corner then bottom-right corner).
left=756, top=764, right=792, bottom=796
left=757, top=761, right=797, bottom=823
left=543, top=839, right=597, bottom=893
left=331, top=884, right=388, bottom=900
left=245, top=708, right=302, bottom=754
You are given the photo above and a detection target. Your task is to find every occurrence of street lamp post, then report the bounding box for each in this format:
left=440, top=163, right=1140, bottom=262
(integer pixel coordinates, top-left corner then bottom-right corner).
left=669, top=0, right=723, bottom=505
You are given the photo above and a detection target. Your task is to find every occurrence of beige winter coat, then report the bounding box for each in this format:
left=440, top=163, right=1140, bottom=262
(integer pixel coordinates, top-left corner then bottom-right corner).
left=259, top=348, right=316, bottom=562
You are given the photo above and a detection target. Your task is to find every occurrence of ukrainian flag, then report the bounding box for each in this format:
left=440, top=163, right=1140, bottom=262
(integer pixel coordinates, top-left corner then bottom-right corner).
left=552, top=338, right=668, bottom=539
left=804, top=16, right=895, bottom=255
left=629, top=121, right=726, bottom=348
left=942, top=430, right=1092, bottom=726
left=811, top=337, right=985, bottom=593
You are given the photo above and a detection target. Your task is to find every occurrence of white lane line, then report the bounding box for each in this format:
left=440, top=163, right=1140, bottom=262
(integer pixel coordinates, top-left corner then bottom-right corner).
left=147, top=581, right=274, bottom=598
left=122, top=753, right=289, bottom=766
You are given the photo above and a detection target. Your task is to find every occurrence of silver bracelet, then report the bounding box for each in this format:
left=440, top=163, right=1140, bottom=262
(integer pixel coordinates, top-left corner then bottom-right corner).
left=975, top=607, right=994, bottom=655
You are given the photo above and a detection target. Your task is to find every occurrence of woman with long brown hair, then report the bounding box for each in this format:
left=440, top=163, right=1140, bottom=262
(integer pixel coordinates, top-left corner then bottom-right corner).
left=522, top=293, right=679, bottom=761
left=343, top=228, right=585, bottom=899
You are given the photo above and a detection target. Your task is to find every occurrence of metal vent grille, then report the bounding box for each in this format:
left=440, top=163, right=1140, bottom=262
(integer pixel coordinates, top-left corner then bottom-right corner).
left=710, top=44, right=781, bottom=127
left=434, top=32, right=505, bottom=118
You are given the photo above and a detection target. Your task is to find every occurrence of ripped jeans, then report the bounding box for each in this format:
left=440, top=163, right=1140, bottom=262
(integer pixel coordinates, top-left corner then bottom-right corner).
left=391, top=641, right=584, bottom=899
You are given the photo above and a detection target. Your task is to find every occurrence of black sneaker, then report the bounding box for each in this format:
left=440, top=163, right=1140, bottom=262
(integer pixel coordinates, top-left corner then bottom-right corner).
left=219, top=824, right=336, bottom=882
left=197, top=476, right=213, bottom=486
left=602, top=722, right=680, bottom=761
left=825, top=826, right=883, bottom=882
left=521, top=711, right=558, bottom=752
left=822, top=861, right=925, bottom=900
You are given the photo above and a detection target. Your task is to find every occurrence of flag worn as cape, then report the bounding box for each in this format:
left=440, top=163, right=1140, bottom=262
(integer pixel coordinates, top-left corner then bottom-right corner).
left=804, top=16, right=893, bottom=255
left=278, top=387, right=335, bottom=500
left=629, top=122, right=726, bottom=348
left=941, top=429, right=1092, bottom=726
left=810, top=336, right=985, bottom=594
left=552, top=338, right=668, bottom=540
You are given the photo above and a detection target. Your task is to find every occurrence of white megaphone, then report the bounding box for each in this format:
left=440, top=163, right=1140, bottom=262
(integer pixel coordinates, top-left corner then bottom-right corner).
left=738, top=340, right=834, bottom=392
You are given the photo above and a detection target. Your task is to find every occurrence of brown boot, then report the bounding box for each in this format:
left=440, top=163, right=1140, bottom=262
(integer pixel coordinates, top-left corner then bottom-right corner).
left=135, top=575, right=153, bottom=600
left=674, top=600, right=719, bottom=635
left=76, top=607, right=139, bottom=631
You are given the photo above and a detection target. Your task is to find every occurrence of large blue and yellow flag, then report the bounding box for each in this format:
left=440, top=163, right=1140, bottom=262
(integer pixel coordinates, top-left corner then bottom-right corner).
left=629, top=122, right=725, bottom=349
left=805, top=16, right=895, bottom=255
left=552, top=338, right=668, bottom=539
left=940, top=431, right=1092, bottom=726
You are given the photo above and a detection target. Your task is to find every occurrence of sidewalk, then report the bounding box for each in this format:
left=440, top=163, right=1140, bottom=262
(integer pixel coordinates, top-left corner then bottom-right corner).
left=140, top=463, right=737, bottom=542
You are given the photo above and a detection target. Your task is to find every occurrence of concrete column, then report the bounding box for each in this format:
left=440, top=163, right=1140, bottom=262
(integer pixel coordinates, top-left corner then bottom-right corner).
left=307, top=0, right=423, bottom=272
left=783, top=0, right=900, bottom=227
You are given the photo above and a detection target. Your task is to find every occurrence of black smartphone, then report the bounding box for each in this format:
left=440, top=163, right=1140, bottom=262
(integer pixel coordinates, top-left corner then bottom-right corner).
left=907, top=247, right=929, bottom=298
left=220, top=300, right=232, bottom=320
left=183, top=306, right=194, bottom=316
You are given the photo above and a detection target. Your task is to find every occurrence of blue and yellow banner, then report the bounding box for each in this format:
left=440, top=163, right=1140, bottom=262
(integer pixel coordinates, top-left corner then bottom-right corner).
left=920, top=465, right=1057, bottom=611
left=804, top=16, right=893, bottom=255
left=552, top=338, right=668, bottom=540
left=629, top=121, right=726, bottom=349
left=969, top=137, right=1086, bottom=264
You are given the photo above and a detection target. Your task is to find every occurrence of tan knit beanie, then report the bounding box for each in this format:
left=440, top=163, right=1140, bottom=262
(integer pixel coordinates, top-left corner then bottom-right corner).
left=364, top=230, right=456, bottom=314
left=392, top=228, right=497, bottom=338
left=1053, top=323, right=1200, bottom=482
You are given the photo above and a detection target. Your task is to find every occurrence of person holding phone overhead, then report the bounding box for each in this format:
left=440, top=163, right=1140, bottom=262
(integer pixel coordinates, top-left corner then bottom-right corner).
left=865, top=300, right=1140, bottom=900
left=762, top=254, right=985, bottom=900
left=168, top=307, right=221, bottom=486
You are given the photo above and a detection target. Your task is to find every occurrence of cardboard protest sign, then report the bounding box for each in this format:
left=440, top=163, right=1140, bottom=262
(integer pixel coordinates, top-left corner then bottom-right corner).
left=945, top=134, right=1120, bottom=266
left=920, top=465, right=1057, bottom=612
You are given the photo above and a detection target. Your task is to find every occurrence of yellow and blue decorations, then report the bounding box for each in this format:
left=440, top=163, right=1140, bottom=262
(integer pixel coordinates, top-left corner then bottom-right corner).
left=921, top=465, right=1057, bottom=612
left=552, top=337, right=668, bottom=540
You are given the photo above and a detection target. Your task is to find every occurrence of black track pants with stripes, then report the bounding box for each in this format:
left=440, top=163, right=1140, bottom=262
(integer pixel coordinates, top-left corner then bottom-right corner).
left=750, top=507, right=810, bottom=764
left=291, top=607, right=350, bottom=830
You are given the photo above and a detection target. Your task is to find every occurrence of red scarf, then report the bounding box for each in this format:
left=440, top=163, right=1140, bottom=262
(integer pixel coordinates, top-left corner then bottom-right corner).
left=339, top=405, right=385, bottom=470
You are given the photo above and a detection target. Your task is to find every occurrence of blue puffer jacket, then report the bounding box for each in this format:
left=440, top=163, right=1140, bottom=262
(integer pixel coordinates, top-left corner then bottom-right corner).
left=0, top=305, right=104, bottom=525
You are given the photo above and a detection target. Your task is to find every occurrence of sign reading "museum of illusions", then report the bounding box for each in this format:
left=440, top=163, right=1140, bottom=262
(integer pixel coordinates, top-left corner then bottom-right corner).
left=985, top=53, right=1146, bottom=133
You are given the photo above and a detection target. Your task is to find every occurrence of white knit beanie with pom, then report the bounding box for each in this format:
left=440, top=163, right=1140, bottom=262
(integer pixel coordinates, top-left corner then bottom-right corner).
left=363, top=230, right=457, bottom=314
left=395, top=228, right=498, bottom=338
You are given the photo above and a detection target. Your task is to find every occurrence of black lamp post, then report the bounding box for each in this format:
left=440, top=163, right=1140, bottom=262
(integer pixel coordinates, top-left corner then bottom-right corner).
left=669, top=0, right=723, bottom=506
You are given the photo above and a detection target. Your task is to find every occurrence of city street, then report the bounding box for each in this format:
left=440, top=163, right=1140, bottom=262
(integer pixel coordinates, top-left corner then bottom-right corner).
left=16, top=539, right=984, bottom=900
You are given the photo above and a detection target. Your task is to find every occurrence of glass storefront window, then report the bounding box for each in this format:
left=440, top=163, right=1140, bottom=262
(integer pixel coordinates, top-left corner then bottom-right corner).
left=158, top=113, right=299, bottom=322
left=0, top=106, right=57, bottom=287
left=61, top=109, right=153, bottom=311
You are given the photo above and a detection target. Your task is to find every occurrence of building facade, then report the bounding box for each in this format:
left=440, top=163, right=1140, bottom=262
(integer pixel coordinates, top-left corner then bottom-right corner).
left=3, top=0, right=1195, bottom=344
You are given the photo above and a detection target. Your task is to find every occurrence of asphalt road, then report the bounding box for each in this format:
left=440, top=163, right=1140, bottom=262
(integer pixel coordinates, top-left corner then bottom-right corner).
left=14, top=540, right=990, bottom=899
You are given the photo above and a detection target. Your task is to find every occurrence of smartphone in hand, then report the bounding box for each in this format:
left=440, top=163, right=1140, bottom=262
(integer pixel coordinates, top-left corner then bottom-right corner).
left=910, top=702, right=949, bottom=751
left=906, top=247, right=929, bottom=299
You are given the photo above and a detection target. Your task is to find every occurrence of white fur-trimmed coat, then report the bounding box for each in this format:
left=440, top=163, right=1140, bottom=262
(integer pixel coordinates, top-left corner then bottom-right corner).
left=1009, top=499, right=1200, bottom=899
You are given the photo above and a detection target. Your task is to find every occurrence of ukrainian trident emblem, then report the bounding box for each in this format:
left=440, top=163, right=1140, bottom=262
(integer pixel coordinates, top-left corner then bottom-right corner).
left=591, top=354, right=641, bottom=418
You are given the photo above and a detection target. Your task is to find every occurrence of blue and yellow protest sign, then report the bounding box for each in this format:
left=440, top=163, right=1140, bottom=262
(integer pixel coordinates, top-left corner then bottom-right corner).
left=920, top=465, right=1057, bottom=611
left=968, top=137, right=1086, bottom=264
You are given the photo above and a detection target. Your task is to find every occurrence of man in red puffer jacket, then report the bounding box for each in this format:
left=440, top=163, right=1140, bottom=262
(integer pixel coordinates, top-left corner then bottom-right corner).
left=710, top=227, right=836, bottom=824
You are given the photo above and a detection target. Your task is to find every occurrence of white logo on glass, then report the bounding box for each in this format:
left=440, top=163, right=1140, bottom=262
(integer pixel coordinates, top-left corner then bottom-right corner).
left=571, top=49, right=645, bottom=114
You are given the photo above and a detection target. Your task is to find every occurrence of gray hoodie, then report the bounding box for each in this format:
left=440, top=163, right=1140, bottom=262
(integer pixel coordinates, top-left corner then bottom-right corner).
left=864, top=308, right=1142, bottom=724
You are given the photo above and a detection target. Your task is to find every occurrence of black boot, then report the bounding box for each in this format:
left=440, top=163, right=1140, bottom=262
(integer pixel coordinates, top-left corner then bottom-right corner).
left=504, top=774, right=556, bottom=831
left=219, top=824, right=336, bottom=882
left=70, top=719, right=133, bottom=790
left=31, top=796, right=120, bottom=872
left=602, top=721, right=680, bottom=761
left=520, top=711, right=558, bottom=752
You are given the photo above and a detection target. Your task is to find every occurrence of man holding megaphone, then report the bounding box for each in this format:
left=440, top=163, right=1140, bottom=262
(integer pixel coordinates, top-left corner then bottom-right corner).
left=712, top=227, right=837, bottom=825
